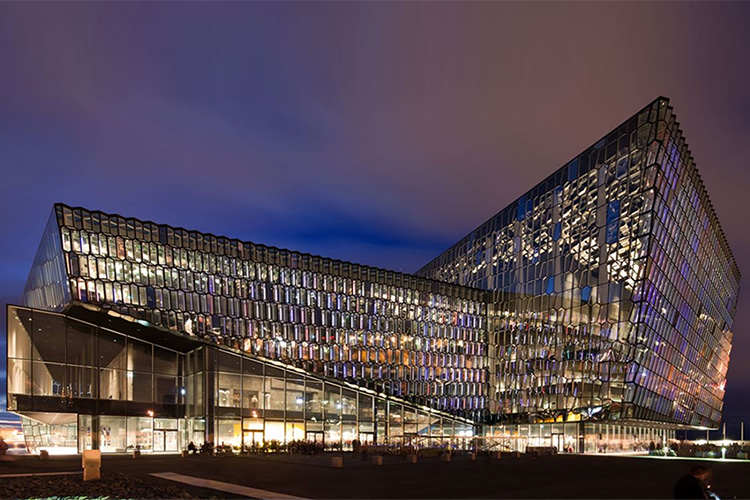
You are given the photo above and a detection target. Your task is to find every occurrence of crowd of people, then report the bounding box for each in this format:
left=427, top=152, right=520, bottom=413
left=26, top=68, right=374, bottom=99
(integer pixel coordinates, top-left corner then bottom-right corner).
left=186, top=440, right=216, bottom=455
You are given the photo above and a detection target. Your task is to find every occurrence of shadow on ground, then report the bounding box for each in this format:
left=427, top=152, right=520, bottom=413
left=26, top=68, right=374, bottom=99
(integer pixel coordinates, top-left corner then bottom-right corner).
left=1, top=453, right=748, bottom=499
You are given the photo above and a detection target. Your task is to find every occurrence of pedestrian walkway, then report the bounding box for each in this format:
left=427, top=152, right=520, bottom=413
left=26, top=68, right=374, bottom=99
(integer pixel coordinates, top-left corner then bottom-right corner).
left=0, top=471, right=81, bottom=478
left=150, top=472, right=311, bottom=500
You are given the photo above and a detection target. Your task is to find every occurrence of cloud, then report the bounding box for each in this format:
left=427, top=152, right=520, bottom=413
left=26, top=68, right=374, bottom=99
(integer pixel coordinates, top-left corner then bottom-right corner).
left=0, top=2, right=748, bottom=411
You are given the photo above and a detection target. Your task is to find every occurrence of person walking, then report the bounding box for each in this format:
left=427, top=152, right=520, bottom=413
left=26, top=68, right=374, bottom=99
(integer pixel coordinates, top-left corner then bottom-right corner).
left=0, top=437, right=9, bottom=464
left=674, top=465, right=717, bottom=499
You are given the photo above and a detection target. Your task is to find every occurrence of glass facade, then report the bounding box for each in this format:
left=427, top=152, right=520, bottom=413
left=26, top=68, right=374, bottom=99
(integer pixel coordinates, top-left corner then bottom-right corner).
left=204, top=345, right=474, bottom=451
left=7, top=306, right=184, bottom=418
left=6, top=97, right=740, bottom=454
left=39, top=204, right=487, bottom=420
left=20, top=211, right=70, bottom=312
left=7, top=305, right=476, bottom=454
left=417, top=98, right=740, bottom=429
left=483, top=422, right=674, bottom=454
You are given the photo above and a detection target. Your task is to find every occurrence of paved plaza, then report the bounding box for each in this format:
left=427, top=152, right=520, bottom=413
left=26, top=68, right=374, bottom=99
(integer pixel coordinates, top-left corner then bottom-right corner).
left=1, top=452, right=750, bottom=499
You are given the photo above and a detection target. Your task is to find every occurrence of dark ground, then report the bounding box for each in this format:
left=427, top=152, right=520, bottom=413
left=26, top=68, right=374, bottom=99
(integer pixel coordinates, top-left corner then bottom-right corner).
left=1, top=452, right=749, bottom=499
left=1, top=470, right=196, bottom=499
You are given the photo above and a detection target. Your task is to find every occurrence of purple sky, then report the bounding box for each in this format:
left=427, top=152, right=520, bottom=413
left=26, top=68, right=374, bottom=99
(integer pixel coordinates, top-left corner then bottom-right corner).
left=1, top=2, right=748, bottom=428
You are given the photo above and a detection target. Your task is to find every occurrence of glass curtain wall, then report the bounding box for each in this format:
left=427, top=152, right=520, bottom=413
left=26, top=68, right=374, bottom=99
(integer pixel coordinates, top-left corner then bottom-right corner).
left=7, top=306, right=183, bottom=416
left=416, top=97, right=740, bottom=431
left=20, top=414, right=78, bottom=455
left=485, top=422, right=675, bottom=453
left=7, top=306, right=185, bottom=454
left=50, top=203, right=489, bottom=421
left=210, top=346, right=476, bottom=452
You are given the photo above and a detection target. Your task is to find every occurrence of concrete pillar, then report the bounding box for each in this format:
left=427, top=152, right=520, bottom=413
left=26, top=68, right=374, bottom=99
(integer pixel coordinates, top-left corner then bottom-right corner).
left=91, top=415, right=100, bottom=451
left=205, top=348, right=216, bottom=444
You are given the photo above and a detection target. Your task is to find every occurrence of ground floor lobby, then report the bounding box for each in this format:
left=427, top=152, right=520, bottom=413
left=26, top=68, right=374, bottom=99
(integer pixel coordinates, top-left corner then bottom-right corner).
left=483, top=421, right=677, bottom=454
left=17, top=414, right=474, bottom=455
left=15, top=410, right=679, bottom=457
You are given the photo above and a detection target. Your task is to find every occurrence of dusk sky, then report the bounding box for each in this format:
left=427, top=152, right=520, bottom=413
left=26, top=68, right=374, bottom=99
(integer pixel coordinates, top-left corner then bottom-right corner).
left=1, top=3, right=748, bottom=429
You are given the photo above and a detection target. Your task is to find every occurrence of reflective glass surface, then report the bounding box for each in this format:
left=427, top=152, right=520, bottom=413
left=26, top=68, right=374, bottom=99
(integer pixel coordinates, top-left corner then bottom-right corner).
left=418, top=98, right=739, bottom=428
left=50, top=204, right=488, bottom=419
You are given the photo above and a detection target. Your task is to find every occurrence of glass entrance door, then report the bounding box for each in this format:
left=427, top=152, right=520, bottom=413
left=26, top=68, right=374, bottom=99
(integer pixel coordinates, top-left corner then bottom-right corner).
left=164, top=430, right=178, bottom=452
left=153, top=430, right=179, bottom=452
left=243, top=430, right=264, bottom=451
left=154, top=430, right=165, bottom=452
left=306, top=431, right=324, bottom=444
left=551, top=433, right=564, bottom=453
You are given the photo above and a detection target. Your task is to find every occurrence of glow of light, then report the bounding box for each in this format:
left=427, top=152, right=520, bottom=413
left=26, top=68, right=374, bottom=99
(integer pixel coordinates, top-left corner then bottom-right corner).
left=146, top=409, right=154, bottom=417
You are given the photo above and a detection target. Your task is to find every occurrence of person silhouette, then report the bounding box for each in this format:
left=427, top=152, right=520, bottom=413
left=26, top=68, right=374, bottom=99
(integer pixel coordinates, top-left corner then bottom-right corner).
left=674, top=465, right=717, bottom=499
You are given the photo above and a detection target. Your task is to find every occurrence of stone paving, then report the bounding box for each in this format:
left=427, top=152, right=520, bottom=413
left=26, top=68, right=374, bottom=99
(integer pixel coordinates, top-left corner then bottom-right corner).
left=0, top=470, right=195, bottom=499
left=1, top=452, right=749, bottom=498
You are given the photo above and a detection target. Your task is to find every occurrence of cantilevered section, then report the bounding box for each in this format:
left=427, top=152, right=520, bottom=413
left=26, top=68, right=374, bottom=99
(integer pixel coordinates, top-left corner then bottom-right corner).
left=417, top=97, right=740, bottom=429
left=21, top=211, right=70, bottom=311
left=27, top=203, right=490, bottom=419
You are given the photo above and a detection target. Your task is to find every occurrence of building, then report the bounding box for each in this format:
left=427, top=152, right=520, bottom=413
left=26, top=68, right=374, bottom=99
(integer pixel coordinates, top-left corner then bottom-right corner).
left=417, top=97, right=740, bottom=451
left=5, top=97, right=740, bottom=455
